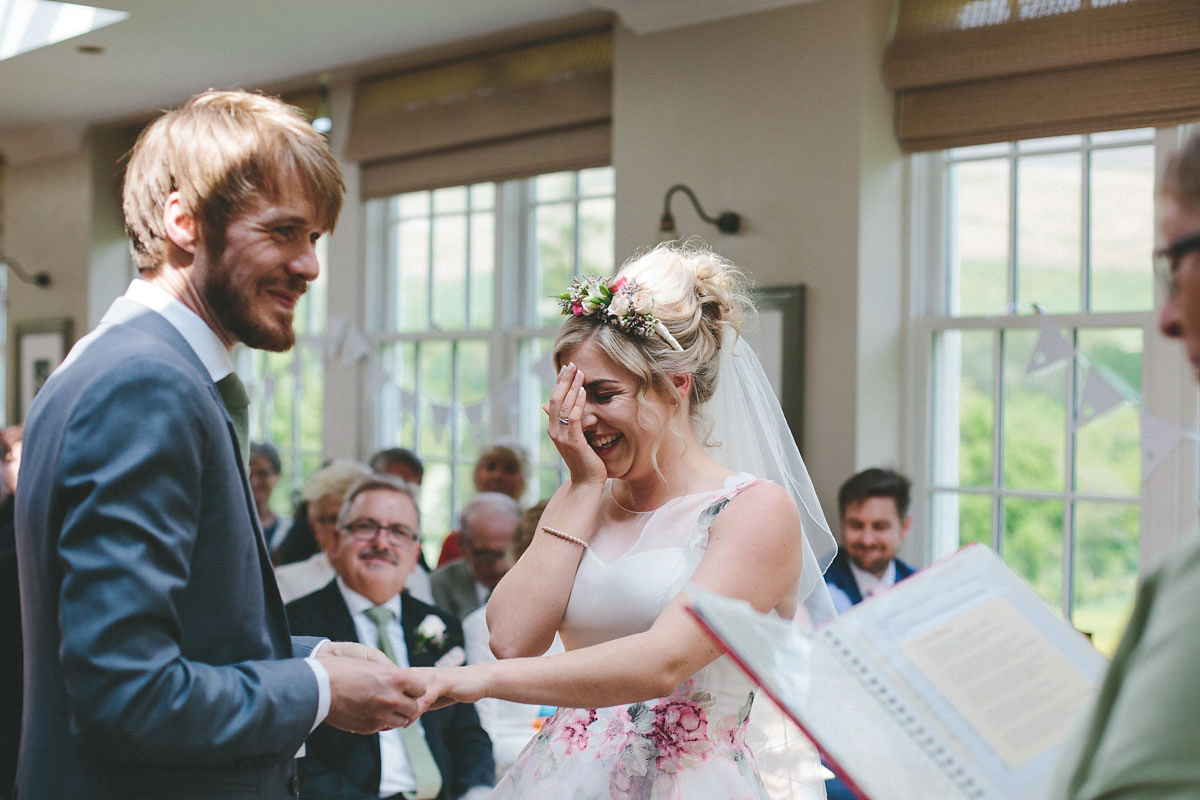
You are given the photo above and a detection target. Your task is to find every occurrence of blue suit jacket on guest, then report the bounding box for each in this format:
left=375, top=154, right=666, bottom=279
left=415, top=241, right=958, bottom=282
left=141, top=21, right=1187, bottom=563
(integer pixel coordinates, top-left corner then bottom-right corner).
left=823, top=550, right=916, bottom=607
left=286, top=582, right=495, bottom=800
left=14, top=298, right=321, bottom=800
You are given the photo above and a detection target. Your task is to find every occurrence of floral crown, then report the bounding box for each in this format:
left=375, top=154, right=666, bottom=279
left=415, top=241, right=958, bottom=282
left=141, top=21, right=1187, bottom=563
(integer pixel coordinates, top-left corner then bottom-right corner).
left=558, top=275, right=684, bottom=351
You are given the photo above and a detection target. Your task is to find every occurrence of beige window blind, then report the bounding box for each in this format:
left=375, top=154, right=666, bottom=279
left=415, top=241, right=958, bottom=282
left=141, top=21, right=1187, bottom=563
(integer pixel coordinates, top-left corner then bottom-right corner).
left=348, top=20, right=613, bottom=198
left=884, top=0, right=1200, bottom=152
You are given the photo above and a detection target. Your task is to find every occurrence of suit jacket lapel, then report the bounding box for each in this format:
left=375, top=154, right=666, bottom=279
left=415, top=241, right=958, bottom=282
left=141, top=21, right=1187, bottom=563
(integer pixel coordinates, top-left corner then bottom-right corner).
left=109, top=296, right=289, bottom=639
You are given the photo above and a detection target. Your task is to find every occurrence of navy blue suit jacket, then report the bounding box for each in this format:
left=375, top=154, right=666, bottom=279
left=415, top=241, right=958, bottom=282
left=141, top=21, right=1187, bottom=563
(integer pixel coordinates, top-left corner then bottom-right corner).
left=286, top=582, right=494, bottom=800
left=824, top=550, right=916, bottom=606
left=14, top=298, right=321, bottom=800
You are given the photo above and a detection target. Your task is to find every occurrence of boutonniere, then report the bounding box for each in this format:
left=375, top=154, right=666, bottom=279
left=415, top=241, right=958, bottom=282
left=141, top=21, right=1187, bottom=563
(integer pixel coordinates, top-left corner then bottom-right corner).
left=415, top=614, right=448, bottom=655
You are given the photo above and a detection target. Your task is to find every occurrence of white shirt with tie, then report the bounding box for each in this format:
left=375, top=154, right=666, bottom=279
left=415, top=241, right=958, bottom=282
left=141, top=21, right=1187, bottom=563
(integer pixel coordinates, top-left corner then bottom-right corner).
left=336, top=578, right=424, bottom=797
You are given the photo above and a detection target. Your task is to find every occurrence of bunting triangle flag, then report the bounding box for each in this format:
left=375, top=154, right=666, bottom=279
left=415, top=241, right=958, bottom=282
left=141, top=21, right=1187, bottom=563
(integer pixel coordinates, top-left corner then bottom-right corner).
left=1141, top=410, right=1190, bottom=482
left=1076, top=367, right=1128, bottom=427
left=1026, top=316, right=1074, bottom=375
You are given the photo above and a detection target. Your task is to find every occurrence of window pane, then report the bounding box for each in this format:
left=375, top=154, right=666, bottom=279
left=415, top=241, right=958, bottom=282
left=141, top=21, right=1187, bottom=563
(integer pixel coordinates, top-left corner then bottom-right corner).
left=930, top=491, right=993, bottom=557
left=1003, top=329, right=1066, bottom=491
left=378, top=342, right=418, bottom=449
left=469, top=211, right=495, bottom=329
left=1003, top=496, right=1063, bottom=612
left=535, top=202, right=577, bottom=326
left=470, top=183, right=495, bottom=210
left=421, top=462, right=454, bottom=554
left=398, top=190, right=429, bottom=218
left=458, top=339, right=491, bottom=439
left=579, top=166, right=615, bottom=197
left=948, top=158, right=1009, bottom=316
left=535, top=171, right=575, bottom=203
left=418, top=341, right=453, bottom=459
left=433, top=185, right=468, bottom=214
left=579, top=197, right=616, bottom=276
left=1089, top=128, right=1154, bottom=146
left=1090, top=145, right=1154, bottom=312
left=933, top=330, right=995, bottom=488
left=949, top=142, right=1009, bottom=159
left=396, top=218, right=430, bottom=332
left=1073, top=501, right=1138, bottom=657
left=1017, top=152, right=1081, bottom=314
left=1016, top=134, right=1082, bottom=153
left=1075, top=328, right=1142, bottom=496
left=432, top=214, right=468, bottom=331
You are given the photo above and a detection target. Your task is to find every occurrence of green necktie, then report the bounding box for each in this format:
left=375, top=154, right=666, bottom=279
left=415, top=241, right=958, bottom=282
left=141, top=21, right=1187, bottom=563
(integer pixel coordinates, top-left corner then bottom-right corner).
left=215, top=372, right=249, bottom=460
left=363, top=606, right=444, bottom=800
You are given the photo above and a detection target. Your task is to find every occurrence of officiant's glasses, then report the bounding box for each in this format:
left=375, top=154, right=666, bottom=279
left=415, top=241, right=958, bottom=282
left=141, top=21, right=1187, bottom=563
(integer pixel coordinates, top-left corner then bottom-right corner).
left=341, top=518, right=420, bottom=547
left=1155, top=230, right=1200, bottom=298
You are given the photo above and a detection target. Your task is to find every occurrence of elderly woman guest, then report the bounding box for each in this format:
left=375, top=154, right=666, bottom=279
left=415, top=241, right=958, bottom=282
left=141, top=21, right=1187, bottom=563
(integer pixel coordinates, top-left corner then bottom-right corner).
left=413, top=243, right=836, bottom=799
left=1053, top=131, right=1200, bottom=798
left=436, top=444, right=529, bottom=567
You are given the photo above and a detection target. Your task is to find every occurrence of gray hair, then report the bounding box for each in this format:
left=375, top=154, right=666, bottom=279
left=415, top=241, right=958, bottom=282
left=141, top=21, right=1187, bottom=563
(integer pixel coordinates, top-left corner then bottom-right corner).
left=459, top=491, right=521, bottom=544
left=336, top=473, right=422, bottom=529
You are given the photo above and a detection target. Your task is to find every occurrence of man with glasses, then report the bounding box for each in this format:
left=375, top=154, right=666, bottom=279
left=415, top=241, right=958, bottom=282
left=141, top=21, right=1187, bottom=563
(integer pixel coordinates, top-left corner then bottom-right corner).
left=431, top=493, right=520, bottom=620
left=287, top=474, right=494, bottom=800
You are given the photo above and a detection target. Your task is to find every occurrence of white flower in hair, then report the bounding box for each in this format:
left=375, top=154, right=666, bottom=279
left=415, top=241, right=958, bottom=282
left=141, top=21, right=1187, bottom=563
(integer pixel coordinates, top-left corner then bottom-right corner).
left=631, top=289, right=653, bottom=315
left=557, top=275, right=683, bottom=351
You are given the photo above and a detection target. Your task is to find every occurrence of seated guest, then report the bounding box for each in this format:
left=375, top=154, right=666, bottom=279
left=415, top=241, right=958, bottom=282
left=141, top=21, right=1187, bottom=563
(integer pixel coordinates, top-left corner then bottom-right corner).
left=437, top=444, right=527, bottom=567
left=823, top=467, right=917, bottom=800
left=249, top=441, right=292, bottom=559
left=461, top=500, right=562, bottom=778
left=275, top=460, right=372, bottom=603
left=0, top=427, right=21, bottom=799
left=431, top=492, right=519, bottom=620
left=824, top=467, right=916, bottom=610
left=370, top=447, right=425, bottom=486
left=287, top=474, right=494, bottom=800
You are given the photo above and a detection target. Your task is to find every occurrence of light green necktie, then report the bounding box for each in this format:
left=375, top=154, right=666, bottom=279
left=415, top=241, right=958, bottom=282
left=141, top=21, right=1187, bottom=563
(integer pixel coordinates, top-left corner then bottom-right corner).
left=363, top=606, right=444, bottom=800
left=215, top=372, right=249, bottom=460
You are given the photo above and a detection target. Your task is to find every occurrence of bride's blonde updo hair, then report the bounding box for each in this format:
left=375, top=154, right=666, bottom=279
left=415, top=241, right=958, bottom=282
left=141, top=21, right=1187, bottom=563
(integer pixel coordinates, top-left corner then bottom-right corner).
left=553, top=241, right=753, bottom=421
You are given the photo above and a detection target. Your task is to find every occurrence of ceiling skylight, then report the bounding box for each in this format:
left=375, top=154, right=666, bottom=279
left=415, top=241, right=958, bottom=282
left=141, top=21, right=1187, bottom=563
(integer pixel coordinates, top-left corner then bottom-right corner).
left=0, top=0, right=127, bottom=61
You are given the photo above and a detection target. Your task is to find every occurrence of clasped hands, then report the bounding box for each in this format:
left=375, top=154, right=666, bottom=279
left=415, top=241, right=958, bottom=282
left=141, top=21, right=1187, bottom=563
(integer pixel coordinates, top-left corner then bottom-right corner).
left=317, top=642, right=486, bottom=735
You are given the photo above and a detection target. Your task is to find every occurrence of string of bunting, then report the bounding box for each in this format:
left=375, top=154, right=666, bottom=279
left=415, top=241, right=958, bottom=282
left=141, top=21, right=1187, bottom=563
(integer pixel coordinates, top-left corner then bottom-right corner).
left=241, top=315, right=560, bottom=444
left=1025, top=312, right=1197, bottom=482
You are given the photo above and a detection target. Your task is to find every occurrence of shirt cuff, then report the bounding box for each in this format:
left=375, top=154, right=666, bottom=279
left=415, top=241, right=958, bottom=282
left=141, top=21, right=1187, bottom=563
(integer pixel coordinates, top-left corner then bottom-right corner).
left=305, top=653, right=332, bottom=730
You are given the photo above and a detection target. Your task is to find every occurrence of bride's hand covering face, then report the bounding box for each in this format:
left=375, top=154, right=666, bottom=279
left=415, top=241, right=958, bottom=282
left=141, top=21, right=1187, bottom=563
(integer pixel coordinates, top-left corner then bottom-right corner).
left=542, top=361, right=607, bottom=487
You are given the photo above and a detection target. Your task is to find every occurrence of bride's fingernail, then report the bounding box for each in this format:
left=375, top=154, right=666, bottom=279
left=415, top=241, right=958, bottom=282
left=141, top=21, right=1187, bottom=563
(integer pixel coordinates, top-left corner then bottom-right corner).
left=558, top=363, right=569, bottom=376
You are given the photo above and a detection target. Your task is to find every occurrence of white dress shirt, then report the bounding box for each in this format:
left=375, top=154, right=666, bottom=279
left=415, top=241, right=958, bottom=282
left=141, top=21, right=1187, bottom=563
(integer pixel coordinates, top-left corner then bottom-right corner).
left=122, top=279, right=332, bottom=729
left=336, top=578, right=423, bottom=797
left=849, top=558, right=898, bottom=600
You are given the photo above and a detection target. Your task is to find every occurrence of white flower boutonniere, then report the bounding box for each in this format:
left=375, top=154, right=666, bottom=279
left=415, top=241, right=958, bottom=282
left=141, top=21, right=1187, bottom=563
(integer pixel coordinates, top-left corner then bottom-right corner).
left=415, top=614, right=448, bottom=654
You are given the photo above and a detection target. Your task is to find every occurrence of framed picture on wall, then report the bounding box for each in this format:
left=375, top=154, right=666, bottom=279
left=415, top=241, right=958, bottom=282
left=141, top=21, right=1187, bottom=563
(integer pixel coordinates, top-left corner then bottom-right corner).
left=745, top=284, right=806, bottom=450
left=15, top=317, right=73, bottom=422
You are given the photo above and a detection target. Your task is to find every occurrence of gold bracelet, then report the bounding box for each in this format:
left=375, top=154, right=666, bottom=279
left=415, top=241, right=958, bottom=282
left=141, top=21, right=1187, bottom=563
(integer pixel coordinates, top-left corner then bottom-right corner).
left=541, top=525, right=589, bottom=549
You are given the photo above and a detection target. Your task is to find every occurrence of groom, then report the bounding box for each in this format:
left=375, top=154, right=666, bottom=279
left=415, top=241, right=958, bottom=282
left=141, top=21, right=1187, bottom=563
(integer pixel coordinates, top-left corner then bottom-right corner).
left=14, top=90, right=424, bottom=800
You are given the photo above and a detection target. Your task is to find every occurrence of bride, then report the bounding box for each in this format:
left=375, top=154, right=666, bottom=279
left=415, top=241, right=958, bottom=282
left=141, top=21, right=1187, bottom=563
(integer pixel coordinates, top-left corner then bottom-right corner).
left=414, top=242, right=836, bottom=799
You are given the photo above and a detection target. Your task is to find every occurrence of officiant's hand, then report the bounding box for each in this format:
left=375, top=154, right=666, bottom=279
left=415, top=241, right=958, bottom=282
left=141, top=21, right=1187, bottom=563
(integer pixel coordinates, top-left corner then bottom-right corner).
left=410, top=665, right=489, bottom=715
left=543, top=362, right=606, bottom=486
left=320, top=655, right=426, bottom=734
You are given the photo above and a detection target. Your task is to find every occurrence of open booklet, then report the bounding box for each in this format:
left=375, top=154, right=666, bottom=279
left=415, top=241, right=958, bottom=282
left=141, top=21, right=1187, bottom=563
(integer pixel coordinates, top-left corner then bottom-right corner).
left=685, top=544, right=1109, bottom=800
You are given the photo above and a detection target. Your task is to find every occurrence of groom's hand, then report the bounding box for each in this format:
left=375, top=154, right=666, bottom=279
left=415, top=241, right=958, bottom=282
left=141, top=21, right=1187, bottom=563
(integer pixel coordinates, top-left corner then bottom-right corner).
left=320, top=655, right=426, bottom=734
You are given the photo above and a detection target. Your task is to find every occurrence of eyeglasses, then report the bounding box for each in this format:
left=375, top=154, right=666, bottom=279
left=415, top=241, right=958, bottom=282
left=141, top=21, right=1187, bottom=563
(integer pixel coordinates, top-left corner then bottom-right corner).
left=1154, top=230, right=1200, bottom=298
left=340, top=518, right=420, bottom=547
left=465, top=545, right=507, bottom=562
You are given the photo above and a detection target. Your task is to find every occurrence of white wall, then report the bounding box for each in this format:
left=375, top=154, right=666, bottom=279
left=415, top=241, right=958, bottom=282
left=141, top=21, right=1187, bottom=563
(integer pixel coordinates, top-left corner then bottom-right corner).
left=612, top=0, right=905, bottom=518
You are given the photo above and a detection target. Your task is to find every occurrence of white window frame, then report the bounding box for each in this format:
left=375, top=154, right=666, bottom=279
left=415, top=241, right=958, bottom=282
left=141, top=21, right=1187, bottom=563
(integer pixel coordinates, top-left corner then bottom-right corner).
left=905, top=126, right=1200, bottom=602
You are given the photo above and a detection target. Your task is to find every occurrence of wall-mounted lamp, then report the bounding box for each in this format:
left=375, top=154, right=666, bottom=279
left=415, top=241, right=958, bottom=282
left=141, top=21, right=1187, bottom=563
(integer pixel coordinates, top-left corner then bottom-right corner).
left=1, top=255, right=50, bottom=288
left=659, top=184, right=742, bottom=239
left=311, top=78, right=332, bottom=135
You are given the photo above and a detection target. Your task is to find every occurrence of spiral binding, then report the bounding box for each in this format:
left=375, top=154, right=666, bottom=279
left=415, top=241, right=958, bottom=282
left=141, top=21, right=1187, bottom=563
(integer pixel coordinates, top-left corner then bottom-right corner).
left=820, top=627, right=987, bottom=799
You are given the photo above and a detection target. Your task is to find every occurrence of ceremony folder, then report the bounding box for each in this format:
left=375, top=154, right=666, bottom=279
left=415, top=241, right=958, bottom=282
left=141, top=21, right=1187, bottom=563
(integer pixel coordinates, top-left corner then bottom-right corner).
left=686, top=544, right=1109, bottom=800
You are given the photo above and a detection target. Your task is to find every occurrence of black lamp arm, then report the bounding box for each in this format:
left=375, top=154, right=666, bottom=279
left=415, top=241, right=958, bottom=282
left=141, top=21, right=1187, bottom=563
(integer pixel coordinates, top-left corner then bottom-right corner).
left=0, top=255, right=51, bottom=288
left=660, top=184, right=741, bottom=234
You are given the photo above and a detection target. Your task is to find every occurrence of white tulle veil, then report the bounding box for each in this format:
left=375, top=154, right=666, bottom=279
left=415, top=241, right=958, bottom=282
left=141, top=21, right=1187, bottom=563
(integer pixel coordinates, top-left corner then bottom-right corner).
left=700, top=324, right=837, bottom=800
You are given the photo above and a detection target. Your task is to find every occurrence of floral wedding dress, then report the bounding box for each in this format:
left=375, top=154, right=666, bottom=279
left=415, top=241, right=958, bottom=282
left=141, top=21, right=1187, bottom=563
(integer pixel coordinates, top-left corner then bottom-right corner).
left=490, top=474, right=822, bottom=800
